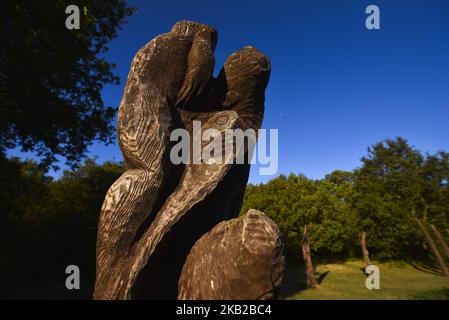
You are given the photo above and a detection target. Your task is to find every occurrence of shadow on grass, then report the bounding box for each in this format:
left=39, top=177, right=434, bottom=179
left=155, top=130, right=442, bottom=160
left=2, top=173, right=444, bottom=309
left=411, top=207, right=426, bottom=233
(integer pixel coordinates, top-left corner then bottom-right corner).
left=278, top=261, right=307, bottom=299
left=409, top=260, right=444, bottom=277
left=317, top=271, right=329, bottom=284
left=410, top=288, right=449, bottom=300
left=278, top=260, right=330, bottom=299
left=356, top=260, right=445, bottom=278
left=359, top=267, right=366, bottom=276
left=0, top=263, right=94, bottom=300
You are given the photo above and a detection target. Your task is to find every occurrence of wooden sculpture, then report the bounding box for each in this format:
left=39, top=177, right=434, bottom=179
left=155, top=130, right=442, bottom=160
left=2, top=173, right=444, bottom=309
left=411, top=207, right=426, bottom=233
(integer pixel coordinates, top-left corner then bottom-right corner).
left=94, top=21, right=284, bottom=300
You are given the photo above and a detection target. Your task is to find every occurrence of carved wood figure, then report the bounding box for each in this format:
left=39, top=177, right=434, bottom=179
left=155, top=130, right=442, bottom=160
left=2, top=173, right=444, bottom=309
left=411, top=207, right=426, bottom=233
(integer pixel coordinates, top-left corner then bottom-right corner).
left=94, top=21, right=284, bottom=300
left=178, top=209, right=284, bottom=300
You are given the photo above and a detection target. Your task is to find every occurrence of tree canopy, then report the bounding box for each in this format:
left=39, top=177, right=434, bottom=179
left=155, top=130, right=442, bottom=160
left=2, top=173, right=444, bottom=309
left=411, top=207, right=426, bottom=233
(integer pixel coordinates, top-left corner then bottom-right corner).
left=243, top=137, right=449, bottom=261
left=0, top=1, right=134, bottom=168
left=1, top=137, right=449, bottom=298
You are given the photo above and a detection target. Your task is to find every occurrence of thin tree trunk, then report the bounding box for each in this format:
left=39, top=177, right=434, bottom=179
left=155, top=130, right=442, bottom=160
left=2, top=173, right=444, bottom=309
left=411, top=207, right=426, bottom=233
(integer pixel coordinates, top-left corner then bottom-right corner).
left=446, top=229, right=449, bottom=239
left=302, top=225, right=318, bottom=288
left=416, top=219, right=449, bottom=277
left=359, top=230, right=371, bottom=267
left=430, top=224, right=449, bottom=261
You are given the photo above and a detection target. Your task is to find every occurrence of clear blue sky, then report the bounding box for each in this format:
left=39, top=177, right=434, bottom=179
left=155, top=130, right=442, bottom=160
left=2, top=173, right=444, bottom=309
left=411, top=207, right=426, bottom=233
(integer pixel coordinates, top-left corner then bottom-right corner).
left=10, top=0, right=449, bottom=183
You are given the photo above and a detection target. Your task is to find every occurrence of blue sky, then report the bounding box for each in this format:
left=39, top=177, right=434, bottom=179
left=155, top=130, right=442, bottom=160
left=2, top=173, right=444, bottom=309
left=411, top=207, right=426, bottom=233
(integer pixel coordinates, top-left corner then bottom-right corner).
left=10, top=0, right=449, bottom=183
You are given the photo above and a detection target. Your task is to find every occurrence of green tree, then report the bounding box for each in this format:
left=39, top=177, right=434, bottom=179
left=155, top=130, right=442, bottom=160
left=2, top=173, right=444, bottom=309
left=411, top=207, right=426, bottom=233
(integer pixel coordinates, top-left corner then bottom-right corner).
left=0, top=153, right=50, bottom=229
left=37, top=158, right=124, bottom=224
left=242, top=172, right=357, bottom=260
left=0, top=1, right=134, bottom=167
left=0, top=157, right=124, bottom=298
left=353, top=137, right=425, bottom=260
left=421, top=151, right=449, bottom=230
left=309, top=171, right=357, bottom=260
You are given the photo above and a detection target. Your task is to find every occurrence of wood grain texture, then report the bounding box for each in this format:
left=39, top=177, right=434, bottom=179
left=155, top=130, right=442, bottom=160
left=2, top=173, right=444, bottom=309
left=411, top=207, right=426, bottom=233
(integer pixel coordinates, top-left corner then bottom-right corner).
left=178, top=209, right=284, bottom=300
left=94, top=21, right=281, bottom=300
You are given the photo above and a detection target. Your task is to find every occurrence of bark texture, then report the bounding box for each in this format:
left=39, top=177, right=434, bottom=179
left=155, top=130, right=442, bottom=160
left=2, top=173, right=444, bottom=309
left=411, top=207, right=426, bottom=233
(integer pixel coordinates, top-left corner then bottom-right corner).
left=430, top=224, right=449, bottom=261
left=178, top=209, right=284, bottom=300
left=94, top=21, right=283, bottom=300
left=416, top=219, right=449, bottom=277
left=302, top=225, right=318, bottom=288
left=360, top=230, right=371, bottom=267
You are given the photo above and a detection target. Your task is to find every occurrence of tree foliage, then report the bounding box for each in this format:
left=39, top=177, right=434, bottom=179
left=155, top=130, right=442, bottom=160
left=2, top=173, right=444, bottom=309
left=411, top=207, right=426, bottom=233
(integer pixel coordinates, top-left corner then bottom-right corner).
left=242, top=171, right=357, bottom=261
left=0, top=155, right=123, bottom=298
left=352, top=138, right=425, bottom=259
left=1, top=137, right=449, bottom=298
left=0, top=0, right=134, bottom=167
left=243, top=138, right=449, bottom=261
left=353, top=138, right=449, bottom=259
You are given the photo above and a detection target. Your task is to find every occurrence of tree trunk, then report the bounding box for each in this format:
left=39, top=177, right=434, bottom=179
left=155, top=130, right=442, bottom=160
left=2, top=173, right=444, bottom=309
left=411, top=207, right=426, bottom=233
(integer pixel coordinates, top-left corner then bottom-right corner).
left=416, top=219, right=449, bottom=277
left=446, top=229, right=449, bottom=239
left=302, top=225, right=318, bottom=288
left=359, top=230, right=371, bottom=267
left=430, top=224, right=449, bottom=261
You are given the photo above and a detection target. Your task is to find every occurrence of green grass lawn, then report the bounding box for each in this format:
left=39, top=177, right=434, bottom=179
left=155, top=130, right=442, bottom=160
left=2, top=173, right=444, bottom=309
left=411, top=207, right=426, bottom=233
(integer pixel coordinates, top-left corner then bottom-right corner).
left=281, top=260, right=449, bottom=300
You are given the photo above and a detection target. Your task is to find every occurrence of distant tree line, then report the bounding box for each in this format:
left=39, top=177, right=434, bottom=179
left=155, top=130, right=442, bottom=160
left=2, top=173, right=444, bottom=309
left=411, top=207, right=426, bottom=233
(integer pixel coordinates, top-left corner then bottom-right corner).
left=1, top=1, right=448, bottom=297
left=242, top=137, right=449, bottom=262
left=0, top=4, right=134, bottom=293
left=0, top=156, right=123, bottom=298
left=1, top=137, right=449, bottom=297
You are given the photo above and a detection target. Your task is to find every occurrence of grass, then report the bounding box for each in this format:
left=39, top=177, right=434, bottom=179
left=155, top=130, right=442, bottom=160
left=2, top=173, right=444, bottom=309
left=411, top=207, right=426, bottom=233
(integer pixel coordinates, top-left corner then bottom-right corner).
left=410, top=288, right=449, bottom=300
left=280, top=260, right=449, bottom=300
